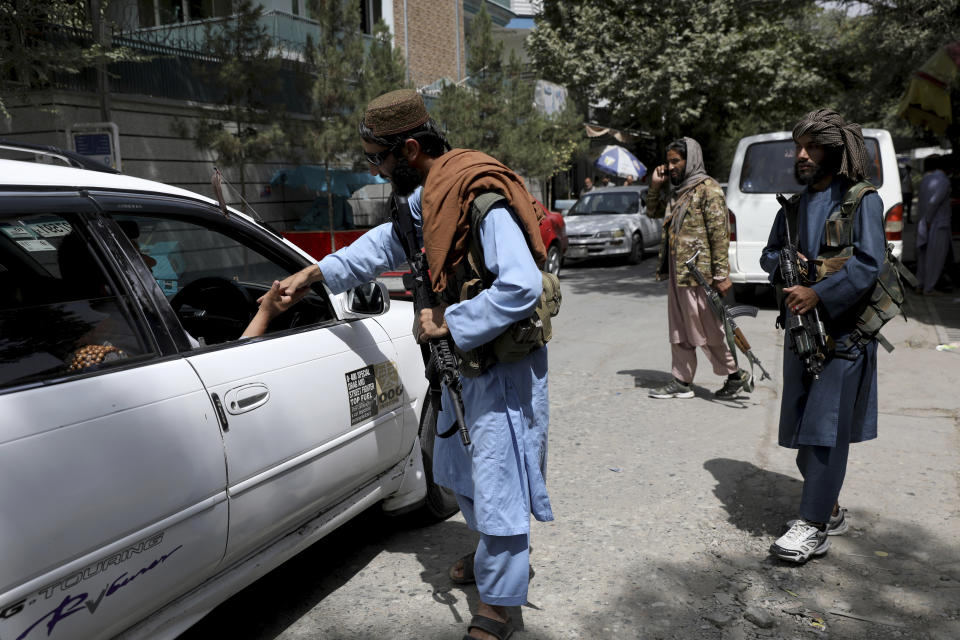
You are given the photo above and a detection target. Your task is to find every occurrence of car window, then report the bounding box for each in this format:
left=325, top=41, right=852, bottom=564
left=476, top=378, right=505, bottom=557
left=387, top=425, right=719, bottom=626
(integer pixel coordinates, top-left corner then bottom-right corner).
left=739, top=138, right=883, bottom=194
left=0, top=213, right=155, bottom=388
left=569, top=192, right=641, bottom=215
left=111, top=212, right=334, bottom=347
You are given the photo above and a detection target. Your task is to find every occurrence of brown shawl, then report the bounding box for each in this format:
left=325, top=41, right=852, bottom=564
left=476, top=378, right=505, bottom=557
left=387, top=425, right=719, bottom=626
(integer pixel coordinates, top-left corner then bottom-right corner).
left=421, top=149, right=546, bottom=293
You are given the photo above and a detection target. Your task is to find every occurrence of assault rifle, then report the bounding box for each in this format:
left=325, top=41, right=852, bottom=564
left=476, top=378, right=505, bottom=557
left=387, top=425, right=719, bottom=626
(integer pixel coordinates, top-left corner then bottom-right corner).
left=775, top=194, right=829, bottom=378
left=684, top=251, right=771, bottom=386
left=390, top=194, right=471, bottom=446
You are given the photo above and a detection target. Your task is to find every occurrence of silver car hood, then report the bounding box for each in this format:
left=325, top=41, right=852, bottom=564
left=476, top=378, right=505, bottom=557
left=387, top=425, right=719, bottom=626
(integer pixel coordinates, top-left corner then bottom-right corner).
left=564, top=214, right=636, bottom=234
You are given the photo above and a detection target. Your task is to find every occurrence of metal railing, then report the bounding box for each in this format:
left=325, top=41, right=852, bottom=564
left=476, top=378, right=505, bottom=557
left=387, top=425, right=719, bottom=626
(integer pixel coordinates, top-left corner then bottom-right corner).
left=43, top=23, right=314, bottom=113
left=123, top=10, right=374, bottom=59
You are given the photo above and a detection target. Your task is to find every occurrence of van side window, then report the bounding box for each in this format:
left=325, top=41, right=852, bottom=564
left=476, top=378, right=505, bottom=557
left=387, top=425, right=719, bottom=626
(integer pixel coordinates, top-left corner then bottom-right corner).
left=740, top=139, right=883, bottom=194
left=0, top=214, right=155, bottom=389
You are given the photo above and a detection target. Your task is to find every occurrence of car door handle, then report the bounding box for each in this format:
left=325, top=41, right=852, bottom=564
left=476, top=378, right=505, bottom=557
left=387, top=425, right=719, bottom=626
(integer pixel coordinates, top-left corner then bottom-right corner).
left=224, top=383, right=270, bottom=415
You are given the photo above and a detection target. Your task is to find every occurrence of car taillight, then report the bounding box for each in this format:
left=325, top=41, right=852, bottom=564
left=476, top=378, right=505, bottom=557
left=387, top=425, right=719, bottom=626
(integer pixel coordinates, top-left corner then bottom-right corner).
left=728, top=210, right=737, bottom=241
left=885, top=203, right=903, bottom=241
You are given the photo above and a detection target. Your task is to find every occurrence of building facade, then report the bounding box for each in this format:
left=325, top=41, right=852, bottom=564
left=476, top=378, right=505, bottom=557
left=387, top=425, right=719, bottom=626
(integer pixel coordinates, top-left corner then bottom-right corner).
left=2, top=0, right=517, bottom=243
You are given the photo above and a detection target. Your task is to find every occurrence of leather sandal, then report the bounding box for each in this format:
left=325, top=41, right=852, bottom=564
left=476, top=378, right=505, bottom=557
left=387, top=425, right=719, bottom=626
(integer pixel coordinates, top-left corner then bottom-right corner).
left=462, top=613, right=514, bottom=640
left=449, top=552, right=476, bottom=585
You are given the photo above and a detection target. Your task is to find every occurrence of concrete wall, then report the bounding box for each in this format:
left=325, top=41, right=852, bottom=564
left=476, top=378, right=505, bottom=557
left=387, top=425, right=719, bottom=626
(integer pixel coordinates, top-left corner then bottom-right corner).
left=0, top=90, right=341, bottom=232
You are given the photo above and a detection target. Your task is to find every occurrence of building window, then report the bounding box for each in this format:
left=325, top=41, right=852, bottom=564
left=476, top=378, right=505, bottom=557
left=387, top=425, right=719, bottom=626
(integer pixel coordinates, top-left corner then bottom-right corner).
left=143, top=0, right=234, bottom=25
left=359, top=0, right=382, bottom=35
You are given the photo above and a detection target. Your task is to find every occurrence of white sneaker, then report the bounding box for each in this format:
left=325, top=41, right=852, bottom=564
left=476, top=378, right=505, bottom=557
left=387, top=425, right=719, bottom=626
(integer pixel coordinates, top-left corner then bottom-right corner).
left=787, top=507, right=849, bottom=536
left=770, top=520, right=830, bottom=562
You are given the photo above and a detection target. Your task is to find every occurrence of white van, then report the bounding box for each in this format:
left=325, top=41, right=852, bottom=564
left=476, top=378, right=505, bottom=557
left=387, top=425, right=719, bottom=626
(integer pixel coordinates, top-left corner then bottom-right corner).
left=725, top=129, right=904, bottom=291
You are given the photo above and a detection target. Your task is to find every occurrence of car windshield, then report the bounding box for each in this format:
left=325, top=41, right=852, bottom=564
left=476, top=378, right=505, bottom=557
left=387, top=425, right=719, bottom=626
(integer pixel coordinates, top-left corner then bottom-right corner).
left=569, top=192, right=641, bottom=215
left=739, top=138, right=883, bottom=193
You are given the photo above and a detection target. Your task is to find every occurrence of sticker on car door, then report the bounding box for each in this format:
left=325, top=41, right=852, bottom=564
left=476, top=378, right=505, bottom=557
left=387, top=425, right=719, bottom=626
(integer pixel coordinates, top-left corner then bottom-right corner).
left=345, top=361, right=403, bottom=425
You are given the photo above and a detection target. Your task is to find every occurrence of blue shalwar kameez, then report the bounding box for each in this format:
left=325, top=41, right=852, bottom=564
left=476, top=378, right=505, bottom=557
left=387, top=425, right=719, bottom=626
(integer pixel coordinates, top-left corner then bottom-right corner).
left=318, top=187, right=553, bottom=605
left=760, top=178, right=885, bottom=524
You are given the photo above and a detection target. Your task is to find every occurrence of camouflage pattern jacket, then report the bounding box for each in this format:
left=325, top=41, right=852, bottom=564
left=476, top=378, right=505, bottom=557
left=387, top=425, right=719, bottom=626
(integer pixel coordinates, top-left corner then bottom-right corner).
left=646, top=177, right=730, bottom=287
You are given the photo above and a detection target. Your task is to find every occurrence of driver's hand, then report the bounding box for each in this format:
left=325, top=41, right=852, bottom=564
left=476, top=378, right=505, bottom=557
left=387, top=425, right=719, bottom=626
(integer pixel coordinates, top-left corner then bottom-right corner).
left=262, top=264, right=322, bottom=304
left=259, top=281, right=300, bottom=319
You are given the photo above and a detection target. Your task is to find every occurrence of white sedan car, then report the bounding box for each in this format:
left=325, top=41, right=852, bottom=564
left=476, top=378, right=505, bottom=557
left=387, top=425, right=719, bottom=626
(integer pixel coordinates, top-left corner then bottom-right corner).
left=563, top=186, right=661, bottom=264
left=0, top=155, right=456, bottom=640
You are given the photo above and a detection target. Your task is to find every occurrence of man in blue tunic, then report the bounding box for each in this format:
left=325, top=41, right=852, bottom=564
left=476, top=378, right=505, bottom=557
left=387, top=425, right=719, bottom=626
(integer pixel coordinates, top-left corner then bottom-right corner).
left=275, top=90, right=552, bottom=639
left=760, top=109, right=885, bottom=563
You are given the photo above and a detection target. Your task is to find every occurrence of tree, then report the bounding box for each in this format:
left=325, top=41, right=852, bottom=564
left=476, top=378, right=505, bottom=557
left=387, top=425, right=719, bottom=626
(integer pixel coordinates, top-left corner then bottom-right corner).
left=305, top=0, right=365, bottom=250
left=433, top=4, right=585, bottom=193
left=824, top=0, right=960, bottom=150
left=360, top=20, right=409, bottom=106
left=0, top=0, right=143, bottom=119
left=528, top=0, right=832, bottom=174
left=186, top=0, right=288, bottom=208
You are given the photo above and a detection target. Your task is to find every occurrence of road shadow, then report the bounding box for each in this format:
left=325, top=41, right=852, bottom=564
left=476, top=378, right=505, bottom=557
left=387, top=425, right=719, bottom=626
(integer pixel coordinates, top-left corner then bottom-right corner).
left=566, top=457, right=960, bottom=639
left=703, top=458, right=803, bottom=537
left=618, top=368, right=753, bottom=407
left=561, top=260, right=665, bottom=298
left=178, top=507, right=479, bottom=639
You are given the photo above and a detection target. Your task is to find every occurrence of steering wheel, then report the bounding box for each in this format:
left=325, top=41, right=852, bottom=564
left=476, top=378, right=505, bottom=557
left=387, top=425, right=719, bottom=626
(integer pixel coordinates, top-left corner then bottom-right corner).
left=170, top=277, right=254, bottom=343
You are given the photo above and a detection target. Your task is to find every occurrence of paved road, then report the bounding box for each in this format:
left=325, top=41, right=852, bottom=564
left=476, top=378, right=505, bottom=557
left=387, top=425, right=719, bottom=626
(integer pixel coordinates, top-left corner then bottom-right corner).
left=181, top=257, right=960, bottom=640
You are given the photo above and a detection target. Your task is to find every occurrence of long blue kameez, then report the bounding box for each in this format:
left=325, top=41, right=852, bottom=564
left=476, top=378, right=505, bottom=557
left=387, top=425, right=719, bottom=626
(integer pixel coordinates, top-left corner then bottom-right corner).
left=317, top=187, right=552, bottom=605
left=760, top=178, right=885, bottom=522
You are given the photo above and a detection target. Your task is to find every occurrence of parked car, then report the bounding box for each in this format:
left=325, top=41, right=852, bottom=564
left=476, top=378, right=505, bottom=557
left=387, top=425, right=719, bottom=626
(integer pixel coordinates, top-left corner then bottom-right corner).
left=725, top=129, right=904, bottom=293
left=553, top=198, right=577, bottom=215
left=377, top=197, right=568, bottom=298
left=0, top=150, right=456, bottom=640
left=562, top=185, right=661, bottom=264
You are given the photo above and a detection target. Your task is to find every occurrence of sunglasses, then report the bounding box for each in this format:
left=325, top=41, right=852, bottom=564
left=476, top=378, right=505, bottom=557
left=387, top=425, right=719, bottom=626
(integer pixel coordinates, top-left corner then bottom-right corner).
left=364, top=142, right=400, bottom=167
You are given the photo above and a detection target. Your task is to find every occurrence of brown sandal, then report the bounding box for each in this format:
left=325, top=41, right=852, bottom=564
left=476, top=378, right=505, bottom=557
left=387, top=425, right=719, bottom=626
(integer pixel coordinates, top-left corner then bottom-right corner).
left=462, top=614, right=514, bottom=639
left=449, top=552, right=476, bottom=584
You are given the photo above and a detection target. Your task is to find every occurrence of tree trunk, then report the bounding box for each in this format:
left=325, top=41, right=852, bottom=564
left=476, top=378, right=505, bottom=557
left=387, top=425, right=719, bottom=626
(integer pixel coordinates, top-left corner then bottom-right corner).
left=88, top=0, right=112, bottom=122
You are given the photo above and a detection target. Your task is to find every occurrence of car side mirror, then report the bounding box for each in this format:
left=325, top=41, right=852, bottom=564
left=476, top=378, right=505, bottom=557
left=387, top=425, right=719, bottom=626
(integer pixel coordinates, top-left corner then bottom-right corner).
left=345, top=281, right=390, bottom=317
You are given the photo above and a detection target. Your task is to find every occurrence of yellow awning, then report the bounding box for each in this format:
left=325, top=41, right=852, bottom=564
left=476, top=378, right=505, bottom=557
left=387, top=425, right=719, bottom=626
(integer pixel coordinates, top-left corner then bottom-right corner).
left=897, top=43, right=960, bottom=135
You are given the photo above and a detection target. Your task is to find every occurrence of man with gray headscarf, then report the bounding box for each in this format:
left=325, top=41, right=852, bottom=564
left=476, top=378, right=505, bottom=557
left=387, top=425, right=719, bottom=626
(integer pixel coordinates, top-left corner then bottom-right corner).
left=647, top=137, right=749, bottom=399
left=760, top=109, right=885, bottom=563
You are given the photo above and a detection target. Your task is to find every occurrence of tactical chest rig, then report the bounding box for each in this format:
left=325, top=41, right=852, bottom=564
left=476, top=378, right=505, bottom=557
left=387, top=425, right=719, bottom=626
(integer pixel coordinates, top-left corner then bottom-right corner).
left=779, top=181, right=917, bottom=354
left=440, top=192, right=562, bottom=377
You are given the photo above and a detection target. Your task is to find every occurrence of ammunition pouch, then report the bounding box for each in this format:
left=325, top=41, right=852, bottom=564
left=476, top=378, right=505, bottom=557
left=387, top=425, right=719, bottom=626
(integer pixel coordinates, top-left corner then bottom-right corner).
left=789, top=181, right=918, bottom=353
left=449, top=192, right=562, bottom=377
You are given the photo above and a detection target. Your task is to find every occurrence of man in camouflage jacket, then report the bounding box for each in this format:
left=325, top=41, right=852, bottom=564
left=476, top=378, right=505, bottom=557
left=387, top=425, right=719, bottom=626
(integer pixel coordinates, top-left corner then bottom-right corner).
left=646, top=137, right=748, bottom=399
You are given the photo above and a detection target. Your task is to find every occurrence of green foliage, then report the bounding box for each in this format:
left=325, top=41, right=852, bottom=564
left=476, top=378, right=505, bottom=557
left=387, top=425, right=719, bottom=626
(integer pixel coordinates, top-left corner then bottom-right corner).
left=529, top=0, right=960, bottom=172
left=187, top=0, right=290, bottom=203
left=528, top=0, right=834, bottom=174
left=304, top=0, right=365, bottom=244
left=360, top=20, right=409, bottom=104
left=434, top=4, right=585, bottom=183
left=823, top=0, right=960, bottom=147
left=0, top=0, right=143, bottom=117
left=306, top=0, right=364, bottom=163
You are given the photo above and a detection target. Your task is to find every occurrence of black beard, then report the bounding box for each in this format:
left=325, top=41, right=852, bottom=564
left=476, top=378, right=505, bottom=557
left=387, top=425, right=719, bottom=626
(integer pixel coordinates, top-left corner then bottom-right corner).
left=388, top=155, right=423, bottom=196
left=669, top=169, right=683, bottom=186
left=794, top=161, right=830, bottom=186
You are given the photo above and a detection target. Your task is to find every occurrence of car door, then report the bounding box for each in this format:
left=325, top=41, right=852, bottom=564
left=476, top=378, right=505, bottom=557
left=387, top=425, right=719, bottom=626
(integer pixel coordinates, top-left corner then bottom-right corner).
left=0, top=194, right=228, bottom=640
left=95, top=194, right=406, bottom=567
